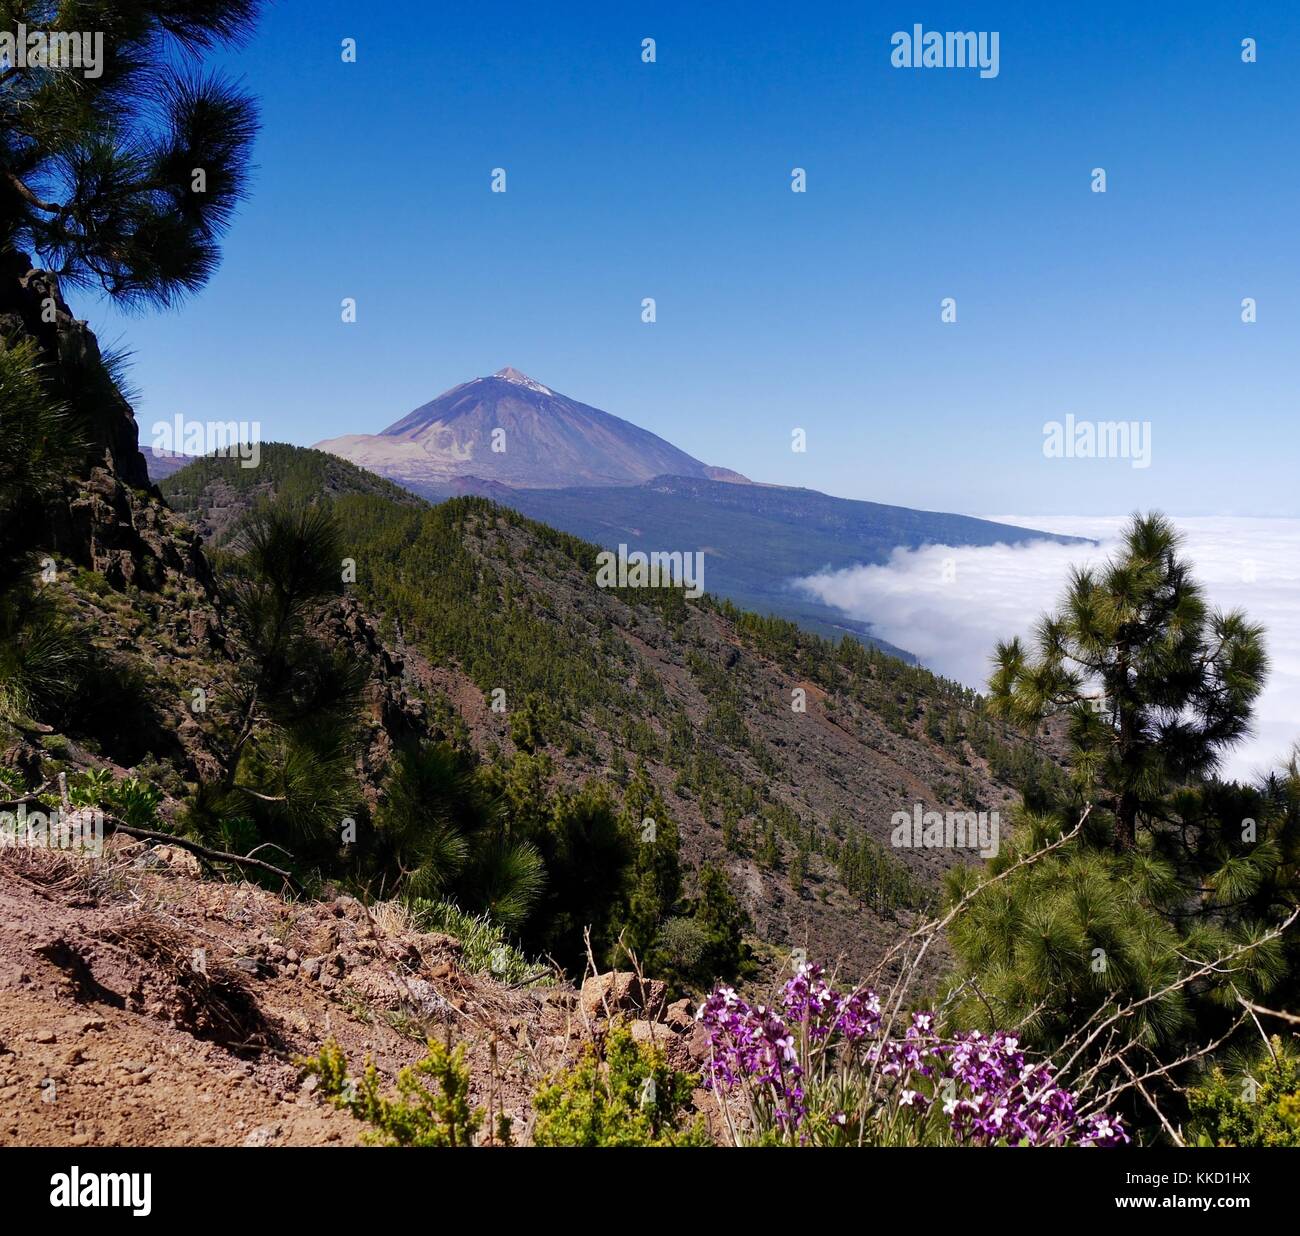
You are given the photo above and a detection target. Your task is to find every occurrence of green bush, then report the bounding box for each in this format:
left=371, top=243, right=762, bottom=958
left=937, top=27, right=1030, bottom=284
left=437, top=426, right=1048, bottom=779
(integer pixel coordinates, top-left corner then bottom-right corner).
left=107, top=777, right=165, bottom=828
left=532, top=1025, right=708, bottom=1146
left=67, top=771, right=164, bottom=828
left=300, top=1035, right=483, bottom=1147
left=1188, top=1039, right=1300, bottom=1147
left=67, top=768, right=116, bottom=806
left=507, top=692, right=557, bottom=753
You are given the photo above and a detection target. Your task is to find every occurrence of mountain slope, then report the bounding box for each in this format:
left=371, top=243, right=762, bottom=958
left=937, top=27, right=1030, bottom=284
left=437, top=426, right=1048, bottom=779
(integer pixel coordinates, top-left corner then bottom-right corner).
left=162, top=447, right=1067, bottom=983
left=417, top=473, right=1089, bottom=648
left=1, top=242, right=1063, bottom=1002
left=160, top=443, right=424, bottom=545
left=315, top=367, right=745, bottom=489
left=308, top=369, right=1085, bottom=650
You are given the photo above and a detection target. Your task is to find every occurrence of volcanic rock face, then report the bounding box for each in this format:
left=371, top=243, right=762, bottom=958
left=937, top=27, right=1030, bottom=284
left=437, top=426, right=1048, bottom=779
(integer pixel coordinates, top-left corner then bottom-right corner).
left=0, top=252, right=150, bottom=490
left=315, top=367, right=743, bottom=490
left=0, top=253, right=208, bottom=592
left=1, top=260, right=439, bottom=800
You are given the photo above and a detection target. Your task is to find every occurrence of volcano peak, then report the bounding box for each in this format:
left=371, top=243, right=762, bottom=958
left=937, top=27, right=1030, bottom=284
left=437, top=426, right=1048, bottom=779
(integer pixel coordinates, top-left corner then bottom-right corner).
left=490, top=367, right=553, bottom=395
left=314, top=367, right=729, bottom=489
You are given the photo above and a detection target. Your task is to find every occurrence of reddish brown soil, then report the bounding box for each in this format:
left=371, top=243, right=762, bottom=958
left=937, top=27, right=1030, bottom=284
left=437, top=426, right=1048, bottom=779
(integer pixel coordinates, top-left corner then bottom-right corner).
left=0, top=840, right=602, bottom=1147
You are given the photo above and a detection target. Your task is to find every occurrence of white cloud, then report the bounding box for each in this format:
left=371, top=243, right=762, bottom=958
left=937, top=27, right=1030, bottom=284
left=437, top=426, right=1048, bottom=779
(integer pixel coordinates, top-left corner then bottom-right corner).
left=795, top=516, right=1300, bottom=783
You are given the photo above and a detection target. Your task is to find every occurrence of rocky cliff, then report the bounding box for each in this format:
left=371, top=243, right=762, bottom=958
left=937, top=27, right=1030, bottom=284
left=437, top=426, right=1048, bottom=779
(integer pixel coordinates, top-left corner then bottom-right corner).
left=0, top=253, right=208, bottom=593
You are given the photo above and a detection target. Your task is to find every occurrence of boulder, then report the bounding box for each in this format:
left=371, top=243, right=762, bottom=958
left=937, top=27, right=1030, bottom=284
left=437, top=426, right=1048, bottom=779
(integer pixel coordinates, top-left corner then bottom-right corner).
left=580, top=971, right=667, bottom=1023
left=665, top=998, right=695, bottom=1030
left=626, top=1019, right=668, bottom=1048
left=684, top=1020, right=712, bottom=1062
left=149, top=845, right=203, bottom=877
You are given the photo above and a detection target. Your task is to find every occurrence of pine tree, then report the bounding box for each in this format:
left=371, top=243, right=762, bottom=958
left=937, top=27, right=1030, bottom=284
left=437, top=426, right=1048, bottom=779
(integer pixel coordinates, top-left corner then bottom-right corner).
left=372, top=742, right=481, bottom=899
left=0, top=340, right=87, bottom=722
left=0, top=339, right=80, bottom=579
left=946, top=514, right=1298, bottom=1130
left=620, top=761, right=682, bottom=963
left=2, top=0, right=261, bottom=307
left=188, top=501, right=364, bottom=859
left=527, top=779, right=635, bottom=970
left=788, top=850, right=805, bottom=896
left=1, top=2, right=263, bottom=723
left=988, top=513, right=1266, bottom=850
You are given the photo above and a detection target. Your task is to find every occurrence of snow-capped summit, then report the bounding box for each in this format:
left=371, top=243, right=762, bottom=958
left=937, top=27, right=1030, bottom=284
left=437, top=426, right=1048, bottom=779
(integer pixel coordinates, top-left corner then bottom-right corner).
left=315, top=369, right=744, bottom=490
left=490, top=367, right=554, bottom=396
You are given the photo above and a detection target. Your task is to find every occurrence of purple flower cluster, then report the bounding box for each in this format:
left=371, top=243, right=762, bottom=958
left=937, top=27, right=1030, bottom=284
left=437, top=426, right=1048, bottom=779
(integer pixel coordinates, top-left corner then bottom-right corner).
left=697, top=962, right=1128, bottom=1147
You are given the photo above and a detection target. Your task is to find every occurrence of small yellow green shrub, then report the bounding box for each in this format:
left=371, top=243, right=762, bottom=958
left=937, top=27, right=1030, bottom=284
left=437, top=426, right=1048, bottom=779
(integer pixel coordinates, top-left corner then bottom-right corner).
left=532, top=1025, right=709, bottom=1146
left=301, top=1035, right=483, bottom=1147
left=1188, top=1038, right=1300, bottom=1147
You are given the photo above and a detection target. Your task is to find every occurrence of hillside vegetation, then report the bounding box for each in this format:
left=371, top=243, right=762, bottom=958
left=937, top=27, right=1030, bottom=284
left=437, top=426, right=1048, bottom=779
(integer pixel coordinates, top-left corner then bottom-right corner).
left=4, top=0, right=1295, bottom=1149
left=161, top=443, right=1058, bottom=985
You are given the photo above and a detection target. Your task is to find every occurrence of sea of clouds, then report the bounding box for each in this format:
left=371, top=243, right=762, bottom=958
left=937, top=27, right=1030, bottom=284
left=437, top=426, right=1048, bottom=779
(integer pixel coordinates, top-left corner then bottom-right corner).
left=795, top=516, right=1300, bottom=784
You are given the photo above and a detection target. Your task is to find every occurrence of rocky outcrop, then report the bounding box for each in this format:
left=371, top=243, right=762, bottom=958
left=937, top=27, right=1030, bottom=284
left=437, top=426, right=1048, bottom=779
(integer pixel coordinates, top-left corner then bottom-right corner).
left=0, top=258, right=435, bottom=806
left=0, top=251, right=150, bottom=490
left=305, top=596, right=432, bottom=800
left=0, top=251, right=210, bottom=596
left=61, top=464, right=216, bottom=593
left=580, top=971, right=669, bottom=1023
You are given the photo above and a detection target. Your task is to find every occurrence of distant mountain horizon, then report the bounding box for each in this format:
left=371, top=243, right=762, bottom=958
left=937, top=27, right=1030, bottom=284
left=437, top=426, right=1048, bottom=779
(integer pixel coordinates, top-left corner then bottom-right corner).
left=313, top=366, right=749, bottom=490
left=151, top=368, right=1088, bottom=652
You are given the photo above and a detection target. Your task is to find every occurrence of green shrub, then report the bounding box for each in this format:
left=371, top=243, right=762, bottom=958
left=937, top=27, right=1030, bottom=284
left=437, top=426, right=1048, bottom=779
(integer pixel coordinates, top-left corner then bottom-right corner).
left=300, top=1035, right=483, bottom=1147
left=532, top=1025, right=708, bottom=1146
left=67, top=768, right=116, bottom=806
left=67, top=770, right=164, bottom=828
left=1188, top=1039, right=1300, bottom=1147
left=107, top=777, right=165, bottom=828
left=507, top=692, right=557, bottom=753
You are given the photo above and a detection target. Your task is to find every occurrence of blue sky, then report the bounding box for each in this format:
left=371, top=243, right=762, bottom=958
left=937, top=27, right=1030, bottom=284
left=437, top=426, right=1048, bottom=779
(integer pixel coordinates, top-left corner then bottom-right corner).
left=89, top=0, right=1300, bottom=516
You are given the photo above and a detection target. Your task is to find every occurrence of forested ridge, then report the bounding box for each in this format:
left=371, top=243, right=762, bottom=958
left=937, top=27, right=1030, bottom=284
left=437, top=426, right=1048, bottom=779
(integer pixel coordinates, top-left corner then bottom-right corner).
left=160, top=442, right=1052, bottom=985
left=3, top=0, right=1296, bottom=1153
